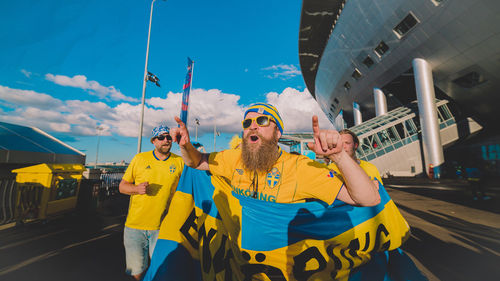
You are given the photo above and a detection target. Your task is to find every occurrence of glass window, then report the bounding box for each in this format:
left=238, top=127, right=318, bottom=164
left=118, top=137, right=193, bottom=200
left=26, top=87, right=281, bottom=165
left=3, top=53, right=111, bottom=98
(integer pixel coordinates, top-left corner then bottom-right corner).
left=387, top=127, right=400, bottom=142
left=394, top=123, right=406, bottom=139
left=405, top=120, right=417, bottom=136
left=438, top=105, right=452, bottom=120
left=360, top=137, right=373, bottom=155
left=436, top=108, right=444, bottom=123
left=369, top=134, right=382, bottom=151
left=352, top=69, right=362, bottom=80
left=363, top=56, right=374, bottom=68
left=377, top=131, right=392, bottom=148
left=412, top=117, right=421, bottom=131
left=393, top=13, right=419, bottom=37
left=374, top=41, right=389, bottom=57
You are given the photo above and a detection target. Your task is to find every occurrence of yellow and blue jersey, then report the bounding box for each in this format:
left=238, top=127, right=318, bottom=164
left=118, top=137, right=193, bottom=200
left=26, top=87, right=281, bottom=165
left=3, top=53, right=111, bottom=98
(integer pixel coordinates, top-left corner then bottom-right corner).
left=122, top=151, right=184, bottom=230
left=208, top=148, right=344, bottom=204
left=143, top=167, right=420, bottom=281
left=329, top=159, right=383, bottom=185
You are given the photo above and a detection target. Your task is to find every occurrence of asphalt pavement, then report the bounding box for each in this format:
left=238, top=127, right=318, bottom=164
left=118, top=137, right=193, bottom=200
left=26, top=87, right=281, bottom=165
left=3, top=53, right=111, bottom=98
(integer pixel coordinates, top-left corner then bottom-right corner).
left=0, top=179, right=499, bottom=281
left=384, top=178, right=500, bottom=281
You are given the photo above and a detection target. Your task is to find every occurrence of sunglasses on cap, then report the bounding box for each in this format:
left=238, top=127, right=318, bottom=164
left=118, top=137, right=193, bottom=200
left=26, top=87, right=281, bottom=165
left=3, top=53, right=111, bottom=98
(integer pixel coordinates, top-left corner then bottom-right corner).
left=242, top=116, right=274, bottom=129
left=155, top=134, right=172, bottom=141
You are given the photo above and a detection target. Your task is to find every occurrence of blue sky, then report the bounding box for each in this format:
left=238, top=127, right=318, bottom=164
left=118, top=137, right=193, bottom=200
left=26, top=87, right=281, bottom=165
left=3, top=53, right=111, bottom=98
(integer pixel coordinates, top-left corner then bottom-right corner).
left=0, top=0, right=334, bottom=164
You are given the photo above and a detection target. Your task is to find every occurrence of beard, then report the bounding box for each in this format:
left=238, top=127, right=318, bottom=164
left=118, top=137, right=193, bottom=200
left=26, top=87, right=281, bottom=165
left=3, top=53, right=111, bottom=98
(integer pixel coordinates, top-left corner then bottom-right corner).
left=156, top=144, right=171, bottom=155
left=241, top=130, right=279, bottom=173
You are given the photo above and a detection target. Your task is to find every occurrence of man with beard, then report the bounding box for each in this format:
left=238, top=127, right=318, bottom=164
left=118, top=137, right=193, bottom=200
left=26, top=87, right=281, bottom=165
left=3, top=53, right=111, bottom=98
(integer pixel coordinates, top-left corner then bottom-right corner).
left=328, top=129, right=383, bottom=185
left=119, top=125, right=184, bottom=280
left=171, top=103, right=379, bottom=206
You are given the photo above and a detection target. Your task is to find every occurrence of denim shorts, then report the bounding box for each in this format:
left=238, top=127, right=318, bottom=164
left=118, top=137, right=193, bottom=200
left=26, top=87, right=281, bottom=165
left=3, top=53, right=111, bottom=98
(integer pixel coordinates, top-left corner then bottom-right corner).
left=123, top=226, right=159, bottom=276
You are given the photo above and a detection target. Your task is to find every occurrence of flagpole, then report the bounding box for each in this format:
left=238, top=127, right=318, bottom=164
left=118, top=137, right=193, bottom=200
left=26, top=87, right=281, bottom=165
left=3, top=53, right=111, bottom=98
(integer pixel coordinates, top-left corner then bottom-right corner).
left=188, top=61, right=194, bottom=126
left=137, top=0, right=157, bottom=154
left=190, top=61, right=194, bottom=97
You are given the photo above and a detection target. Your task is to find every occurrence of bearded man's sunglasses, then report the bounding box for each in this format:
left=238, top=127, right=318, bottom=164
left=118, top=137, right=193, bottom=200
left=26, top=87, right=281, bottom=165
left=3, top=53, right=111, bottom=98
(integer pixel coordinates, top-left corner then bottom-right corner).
left=156, top=135, right=172, bottom=141
left=241, top=116, right=275, bottom=129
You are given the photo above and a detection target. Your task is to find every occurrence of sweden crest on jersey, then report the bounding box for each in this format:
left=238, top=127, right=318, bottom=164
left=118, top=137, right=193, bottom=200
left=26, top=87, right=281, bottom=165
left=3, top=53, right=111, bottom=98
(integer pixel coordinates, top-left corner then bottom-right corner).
left=266, top=167, right=280, bottom=189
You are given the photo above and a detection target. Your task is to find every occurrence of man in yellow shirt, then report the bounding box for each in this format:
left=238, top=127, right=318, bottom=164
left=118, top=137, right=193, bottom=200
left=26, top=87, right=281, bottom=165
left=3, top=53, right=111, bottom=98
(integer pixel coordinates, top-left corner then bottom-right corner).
left=119, top=125, right=184, bottom=280
left=171, top=103, right=380, bottom=206
left=328, top=129, right=383, bottom=184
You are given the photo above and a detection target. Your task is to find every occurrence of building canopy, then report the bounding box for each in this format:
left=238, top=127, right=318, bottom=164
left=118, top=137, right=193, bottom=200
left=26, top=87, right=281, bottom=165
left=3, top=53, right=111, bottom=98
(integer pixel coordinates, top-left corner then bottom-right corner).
left=0, top=121, right=85, bottom=165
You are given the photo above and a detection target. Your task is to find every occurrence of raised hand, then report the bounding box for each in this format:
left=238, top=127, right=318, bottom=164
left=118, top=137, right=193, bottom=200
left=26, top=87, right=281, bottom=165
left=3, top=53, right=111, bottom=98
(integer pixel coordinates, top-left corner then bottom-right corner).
left=307, top=115, right=343, bottom=156
left=171, top=116, right=190, bottom=147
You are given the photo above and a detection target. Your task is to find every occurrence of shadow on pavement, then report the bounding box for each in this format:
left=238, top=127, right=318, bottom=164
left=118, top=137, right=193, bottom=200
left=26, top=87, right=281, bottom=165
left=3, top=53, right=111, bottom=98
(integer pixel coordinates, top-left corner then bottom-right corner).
left=0, top=195, right=130, bottom=281
left=398, top=204, right=500, bottom=281
left=386, top=179, right=500, bottom=213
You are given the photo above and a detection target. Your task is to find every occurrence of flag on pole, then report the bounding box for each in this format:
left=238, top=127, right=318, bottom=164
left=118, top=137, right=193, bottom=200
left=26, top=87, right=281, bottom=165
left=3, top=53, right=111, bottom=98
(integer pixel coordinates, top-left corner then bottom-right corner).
left=180, top=57, right=194, bottom=124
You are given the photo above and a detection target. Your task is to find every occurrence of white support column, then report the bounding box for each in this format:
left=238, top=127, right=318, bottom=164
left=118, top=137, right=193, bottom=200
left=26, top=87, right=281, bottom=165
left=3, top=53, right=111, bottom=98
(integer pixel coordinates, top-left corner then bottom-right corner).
left=413, top=58, right=444, bottom=177
left=373, top=88, right=387, bottom=116
left=335, top=110, right=345, bottom=130
left=353, top=102, right=362, bottom=126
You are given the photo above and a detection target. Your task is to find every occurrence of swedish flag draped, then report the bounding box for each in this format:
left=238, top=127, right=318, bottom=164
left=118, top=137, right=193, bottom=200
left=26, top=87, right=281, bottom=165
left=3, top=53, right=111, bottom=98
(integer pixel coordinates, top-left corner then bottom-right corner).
left=144, top=167, right=426, bottom=281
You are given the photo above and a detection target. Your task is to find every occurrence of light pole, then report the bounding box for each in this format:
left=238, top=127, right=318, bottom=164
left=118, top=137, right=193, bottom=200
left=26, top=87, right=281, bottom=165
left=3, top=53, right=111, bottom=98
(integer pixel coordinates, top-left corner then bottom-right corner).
left=213, top=124, right=220, bottom=152
left=137, top=0, right=163, bottom=154
left=95, top=126, right=104, bottom=169
left=195, top=118, right=200, bottom=141
left=213, top=97, right=223, bottom=151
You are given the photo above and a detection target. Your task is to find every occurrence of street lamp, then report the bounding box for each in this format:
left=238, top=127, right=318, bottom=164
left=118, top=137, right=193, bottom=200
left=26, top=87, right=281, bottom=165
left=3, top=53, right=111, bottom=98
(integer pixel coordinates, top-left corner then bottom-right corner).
left=95, top=126, right=104, bottom=169
left=213, top=125, right=220, bottom=152
left=213, top=97, right=223, bottom=151
left=137, top=0, right=164, bottom=154
left=195, top=118, right=200, bottom=141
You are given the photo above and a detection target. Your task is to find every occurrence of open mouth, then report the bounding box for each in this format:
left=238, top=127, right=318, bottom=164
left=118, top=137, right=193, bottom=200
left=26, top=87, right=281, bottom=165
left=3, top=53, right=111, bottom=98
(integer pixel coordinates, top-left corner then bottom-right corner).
left=249, top=135, right=259, bottom=143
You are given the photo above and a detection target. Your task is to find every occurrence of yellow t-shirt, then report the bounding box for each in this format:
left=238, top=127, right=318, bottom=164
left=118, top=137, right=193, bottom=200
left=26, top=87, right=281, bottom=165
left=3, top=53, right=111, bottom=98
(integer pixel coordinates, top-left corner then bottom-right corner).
left=208, top=149, right=344, bottom=204
left=122, top=151, right=184, bottom=230
left=328, top=160, right=383, bottom=184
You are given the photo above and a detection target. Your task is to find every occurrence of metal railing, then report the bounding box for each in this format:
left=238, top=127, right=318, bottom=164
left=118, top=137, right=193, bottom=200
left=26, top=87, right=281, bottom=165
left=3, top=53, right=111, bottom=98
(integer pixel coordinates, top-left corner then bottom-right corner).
left=1, top=176, right=44, bottom=225
left=0, top=172, right=124, bottom=226
left=0, top=176, right=16, bottom=225
left=99, top=172, right=124, bottom=200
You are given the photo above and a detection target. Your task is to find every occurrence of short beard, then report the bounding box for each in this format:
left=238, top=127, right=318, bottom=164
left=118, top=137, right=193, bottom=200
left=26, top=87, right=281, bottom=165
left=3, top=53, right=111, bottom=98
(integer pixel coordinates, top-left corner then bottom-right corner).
left=241, top=130, right=279, bottom=173
left=156, top=144, right=171, bottom=155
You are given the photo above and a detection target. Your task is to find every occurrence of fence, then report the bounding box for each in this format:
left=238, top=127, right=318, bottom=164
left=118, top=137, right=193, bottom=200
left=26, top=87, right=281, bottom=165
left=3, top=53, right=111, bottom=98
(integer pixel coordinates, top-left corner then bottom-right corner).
left=0, top=172, right=124, bottom=226
left=0, top=176, right=17, bottom=225
left=98, top=172, right=124, bottom=200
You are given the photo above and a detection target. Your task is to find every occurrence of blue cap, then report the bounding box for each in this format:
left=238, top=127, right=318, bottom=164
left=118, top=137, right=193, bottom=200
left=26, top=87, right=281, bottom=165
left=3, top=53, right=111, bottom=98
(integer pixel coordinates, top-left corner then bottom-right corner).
left=152, top=125, right=170, bottom=138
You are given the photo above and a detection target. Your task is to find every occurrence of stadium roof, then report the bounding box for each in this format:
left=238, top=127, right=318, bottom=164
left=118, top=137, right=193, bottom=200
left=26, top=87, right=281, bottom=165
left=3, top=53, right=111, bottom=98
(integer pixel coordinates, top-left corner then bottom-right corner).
left=0, top=121, right=85, bottom=165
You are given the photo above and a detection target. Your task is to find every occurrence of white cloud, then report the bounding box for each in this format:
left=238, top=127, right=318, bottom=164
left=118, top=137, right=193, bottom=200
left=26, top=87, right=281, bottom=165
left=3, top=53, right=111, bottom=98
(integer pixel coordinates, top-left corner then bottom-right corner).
left=0, top=84, right=334, bottom=142
left=265, top=87, right=335, bottom=132
left=45, top=73, right=138, bottom=102
left=0, top=85, right=63, bottom=110
left=262, top=64, right=301, bottom=80
left=65, top=100, right=116, bottom=120
left=21, top=69, right=32, bottom=78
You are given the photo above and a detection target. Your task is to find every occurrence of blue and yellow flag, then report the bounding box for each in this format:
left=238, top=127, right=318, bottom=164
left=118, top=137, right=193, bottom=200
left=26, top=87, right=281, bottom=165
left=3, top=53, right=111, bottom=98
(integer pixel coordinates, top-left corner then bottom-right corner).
left=144, top=167, right=426, bottom=281
left=180, top=57, right=194, bottom=124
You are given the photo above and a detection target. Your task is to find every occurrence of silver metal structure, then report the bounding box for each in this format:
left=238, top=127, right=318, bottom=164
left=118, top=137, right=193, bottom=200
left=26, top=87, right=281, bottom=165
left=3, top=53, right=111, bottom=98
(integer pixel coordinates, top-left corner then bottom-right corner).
left=374, top=88, right=388, bottom=117
left=413, top=58, right=444, bottom=172
left=353, top=102, right=362, bottom=126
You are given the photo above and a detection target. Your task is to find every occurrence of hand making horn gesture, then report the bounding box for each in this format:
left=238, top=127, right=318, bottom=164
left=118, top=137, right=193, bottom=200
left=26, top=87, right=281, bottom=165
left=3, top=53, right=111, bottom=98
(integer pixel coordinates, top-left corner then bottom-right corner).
left=307, top=115, right=343, bottom=157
